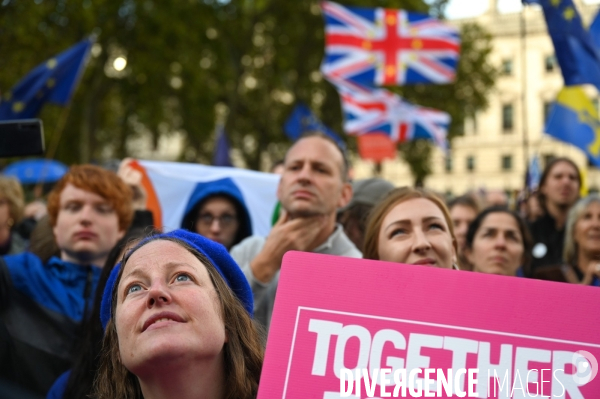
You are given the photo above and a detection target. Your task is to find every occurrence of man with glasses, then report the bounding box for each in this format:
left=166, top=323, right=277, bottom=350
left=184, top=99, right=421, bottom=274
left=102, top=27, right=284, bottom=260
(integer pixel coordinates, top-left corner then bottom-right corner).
left=180, top=178, right=252, bottom=251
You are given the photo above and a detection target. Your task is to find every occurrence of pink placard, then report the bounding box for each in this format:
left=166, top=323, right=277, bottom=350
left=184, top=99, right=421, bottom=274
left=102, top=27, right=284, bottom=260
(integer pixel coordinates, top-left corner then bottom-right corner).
left=258, top=251, right=600, bottom=399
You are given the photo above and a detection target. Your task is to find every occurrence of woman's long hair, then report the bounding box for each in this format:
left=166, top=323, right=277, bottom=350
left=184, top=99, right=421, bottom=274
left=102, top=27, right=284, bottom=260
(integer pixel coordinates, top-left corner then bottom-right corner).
left=93, top=235, right=264, bottom=399
left=61, top=229, right=149, bottom=399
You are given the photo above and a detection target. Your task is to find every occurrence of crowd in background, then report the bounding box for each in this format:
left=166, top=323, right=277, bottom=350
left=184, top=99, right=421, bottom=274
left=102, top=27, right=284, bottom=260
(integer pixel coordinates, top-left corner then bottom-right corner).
left=0, top=133, right=597, bottom=398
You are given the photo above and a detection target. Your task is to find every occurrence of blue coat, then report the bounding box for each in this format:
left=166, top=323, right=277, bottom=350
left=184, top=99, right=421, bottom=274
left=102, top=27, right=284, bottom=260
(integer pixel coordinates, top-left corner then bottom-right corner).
left=0, top=252, right=101, bottom=396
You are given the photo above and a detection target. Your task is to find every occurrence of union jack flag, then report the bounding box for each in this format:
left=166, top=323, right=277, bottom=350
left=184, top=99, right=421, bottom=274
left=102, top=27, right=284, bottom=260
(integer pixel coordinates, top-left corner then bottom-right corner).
left=321, top=1, right=460, bottom=86
left=329, top=76, right=450, bottom=150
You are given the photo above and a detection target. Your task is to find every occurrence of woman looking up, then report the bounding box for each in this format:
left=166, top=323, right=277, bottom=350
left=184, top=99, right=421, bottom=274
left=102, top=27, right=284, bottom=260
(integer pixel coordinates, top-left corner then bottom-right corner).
left=363, top=187, right=458, bottom=270
left=94, top=229, right=263, bottom=399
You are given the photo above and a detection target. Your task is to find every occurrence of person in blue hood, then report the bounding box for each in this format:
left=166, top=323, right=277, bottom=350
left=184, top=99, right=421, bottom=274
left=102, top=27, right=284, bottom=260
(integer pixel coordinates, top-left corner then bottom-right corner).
left=180, top=178, right=252, bottom=251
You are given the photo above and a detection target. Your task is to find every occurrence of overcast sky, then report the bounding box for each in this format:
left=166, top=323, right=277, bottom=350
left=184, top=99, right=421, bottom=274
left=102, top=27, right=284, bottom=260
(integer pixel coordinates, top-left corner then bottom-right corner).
left=443, top=0, right=600, bottom=20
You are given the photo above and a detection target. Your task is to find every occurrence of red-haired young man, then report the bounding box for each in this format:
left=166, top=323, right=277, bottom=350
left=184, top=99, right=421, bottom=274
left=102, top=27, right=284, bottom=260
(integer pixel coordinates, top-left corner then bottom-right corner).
left=0, top=165, right=133, bottom=396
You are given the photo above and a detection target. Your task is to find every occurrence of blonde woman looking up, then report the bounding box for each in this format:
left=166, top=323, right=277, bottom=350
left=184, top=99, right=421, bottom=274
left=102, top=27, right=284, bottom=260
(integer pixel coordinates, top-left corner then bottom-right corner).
left=363, top=187, right=458, bottom=269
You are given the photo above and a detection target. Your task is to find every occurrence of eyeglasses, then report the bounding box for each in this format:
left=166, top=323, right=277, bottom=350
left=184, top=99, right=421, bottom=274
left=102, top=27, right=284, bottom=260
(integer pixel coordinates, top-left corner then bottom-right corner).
left=197, top=213, right=237, bottom=228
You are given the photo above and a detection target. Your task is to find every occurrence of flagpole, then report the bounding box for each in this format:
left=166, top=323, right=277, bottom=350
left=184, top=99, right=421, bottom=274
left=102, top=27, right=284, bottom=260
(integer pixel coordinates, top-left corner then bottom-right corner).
left=520, top=6, right=530, bottom=193
left=32, top=103, right=72, bottom=196
left=46, top=103, right=72, bottom=161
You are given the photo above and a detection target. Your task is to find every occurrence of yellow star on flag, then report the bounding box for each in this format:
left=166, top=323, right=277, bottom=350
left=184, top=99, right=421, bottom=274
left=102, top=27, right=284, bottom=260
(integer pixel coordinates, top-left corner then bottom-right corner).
left=386, top=14, right=396, bottom=26
left=563, top=7, right=575, bottom=21
left=412, top=39, right=423, bottom=49
left=46, top=58, right=58, bottom=69
left=12, top=102, right=25, bottom=113
left=46, top=78, right=56, bottom=88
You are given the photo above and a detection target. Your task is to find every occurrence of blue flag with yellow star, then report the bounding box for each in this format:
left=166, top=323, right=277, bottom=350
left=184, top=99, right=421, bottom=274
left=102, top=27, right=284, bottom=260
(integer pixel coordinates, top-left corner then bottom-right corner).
left=545, top=87, right=600, bottom=166
left=523, top=0, right=600, bottom=91
left=0, top=37, right=93, bottom=120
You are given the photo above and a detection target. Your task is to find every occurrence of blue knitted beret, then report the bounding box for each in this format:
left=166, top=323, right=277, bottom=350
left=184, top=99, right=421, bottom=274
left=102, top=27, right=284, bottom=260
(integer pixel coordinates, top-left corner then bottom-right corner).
left=100, top=229, right=253, bottom=330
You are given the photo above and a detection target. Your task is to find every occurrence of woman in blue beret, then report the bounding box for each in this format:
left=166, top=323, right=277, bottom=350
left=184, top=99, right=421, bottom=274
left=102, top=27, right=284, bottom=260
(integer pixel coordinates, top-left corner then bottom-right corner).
left=93, top=229, right=263, bottom=399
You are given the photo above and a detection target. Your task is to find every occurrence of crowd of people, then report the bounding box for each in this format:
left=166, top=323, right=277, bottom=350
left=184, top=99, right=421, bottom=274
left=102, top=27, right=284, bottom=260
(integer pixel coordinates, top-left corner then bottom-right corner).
left=0, top=132, right=597, bottom=398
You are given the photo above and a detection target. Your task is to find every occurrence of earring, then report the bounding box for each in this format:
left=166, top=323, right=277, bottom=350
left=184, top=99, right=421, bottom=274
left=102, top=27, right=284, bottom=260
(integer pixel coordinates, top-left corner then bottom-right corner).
left=453, top=262, right=460, bottom=271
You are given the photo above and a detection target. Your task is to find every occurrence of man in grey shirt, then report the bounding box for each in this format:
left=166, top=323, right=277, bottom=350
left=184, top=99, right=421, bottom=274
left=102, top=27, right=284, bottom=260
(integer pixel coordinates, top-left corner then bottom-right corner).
left=231, top=132, right=362, bottom=330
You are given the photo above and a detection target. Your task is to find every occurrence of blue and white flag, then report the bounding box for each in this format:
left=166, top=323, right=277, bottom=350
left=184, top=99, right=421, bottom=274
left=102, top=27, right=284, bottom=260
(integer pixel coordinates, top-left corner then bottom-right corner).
left=134, top=160, right=279, bottom=236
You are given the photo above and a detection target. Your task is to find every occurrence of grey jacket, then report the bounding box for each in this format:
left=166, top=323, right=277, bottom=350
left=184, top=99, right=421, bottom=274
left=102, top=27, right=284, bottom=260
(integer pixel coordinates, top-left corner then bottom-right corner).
left=230, top=224, right=361, bottom=330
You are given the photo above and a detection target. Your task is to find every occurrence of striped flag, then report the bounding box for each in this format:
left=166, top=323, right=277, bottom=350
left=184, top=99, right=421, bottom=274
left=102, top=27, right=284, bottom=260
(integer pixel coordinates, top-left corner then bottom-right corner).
left=130, top=160, right=280, bottom=236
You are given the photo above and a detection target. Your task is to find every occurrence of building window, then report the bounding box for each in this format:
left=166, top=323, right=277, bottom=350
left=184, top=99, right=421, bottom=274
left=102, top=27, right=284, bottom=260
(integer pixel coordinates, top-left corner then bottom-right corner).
left=545, top=55, right=557, bottom=72
left=543, top=101, right=553, bottom=124
left=445, top=156, right=452, bottom=173
left=501, top=155, right=512, bottom=171
left=502, top=103, right=514, bottom=132
left=466, top=156, right=475, bottom=173
left=501, top=59, right=513, bottom=76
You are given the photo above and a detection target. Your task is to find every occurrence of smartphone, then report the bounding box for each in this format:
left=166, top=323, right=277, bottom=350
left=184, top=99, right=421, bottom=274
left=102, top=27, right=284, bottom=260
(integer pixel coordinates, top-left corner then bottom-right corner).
left=0, top=119, right=45, bottom=158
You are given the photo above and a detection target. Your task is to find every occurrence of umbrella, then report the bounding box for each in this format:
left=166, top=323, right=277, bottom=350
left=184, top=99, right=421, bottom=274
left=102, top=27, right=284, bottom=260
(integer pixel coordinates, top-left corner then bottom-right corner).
left=3, top=159, right=68, bottom=184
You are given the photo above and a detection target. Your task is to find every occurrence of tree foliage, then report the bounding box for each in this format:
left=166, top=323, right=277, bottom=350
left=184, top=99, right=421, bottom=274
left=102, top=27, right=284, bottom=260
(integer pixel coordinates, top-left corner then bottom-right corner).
left=0, top=0, right=496, bottom=181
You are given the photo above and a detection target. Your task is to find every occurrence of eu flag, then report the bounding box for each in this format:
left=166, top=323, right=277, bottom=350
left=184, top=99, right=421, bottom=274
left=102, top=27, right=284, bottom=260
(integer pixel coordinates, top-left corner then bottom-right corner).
left=545, top=87, right=600, bottom=166
left=523, top=0, right=600, bottom=91
left=0, top=37, right=94, bottom=120
left=590, top=9, right=600, bottom=49
left=284, top=103, right=345, bottom=149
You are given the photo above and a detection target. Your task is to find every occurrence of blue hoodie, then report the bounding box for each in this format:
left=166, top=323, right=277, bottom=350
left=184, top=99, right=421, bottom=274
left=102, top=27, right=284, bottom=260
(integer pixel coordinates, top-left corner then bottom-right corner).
left=180, top=178, right=252, bottom=248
